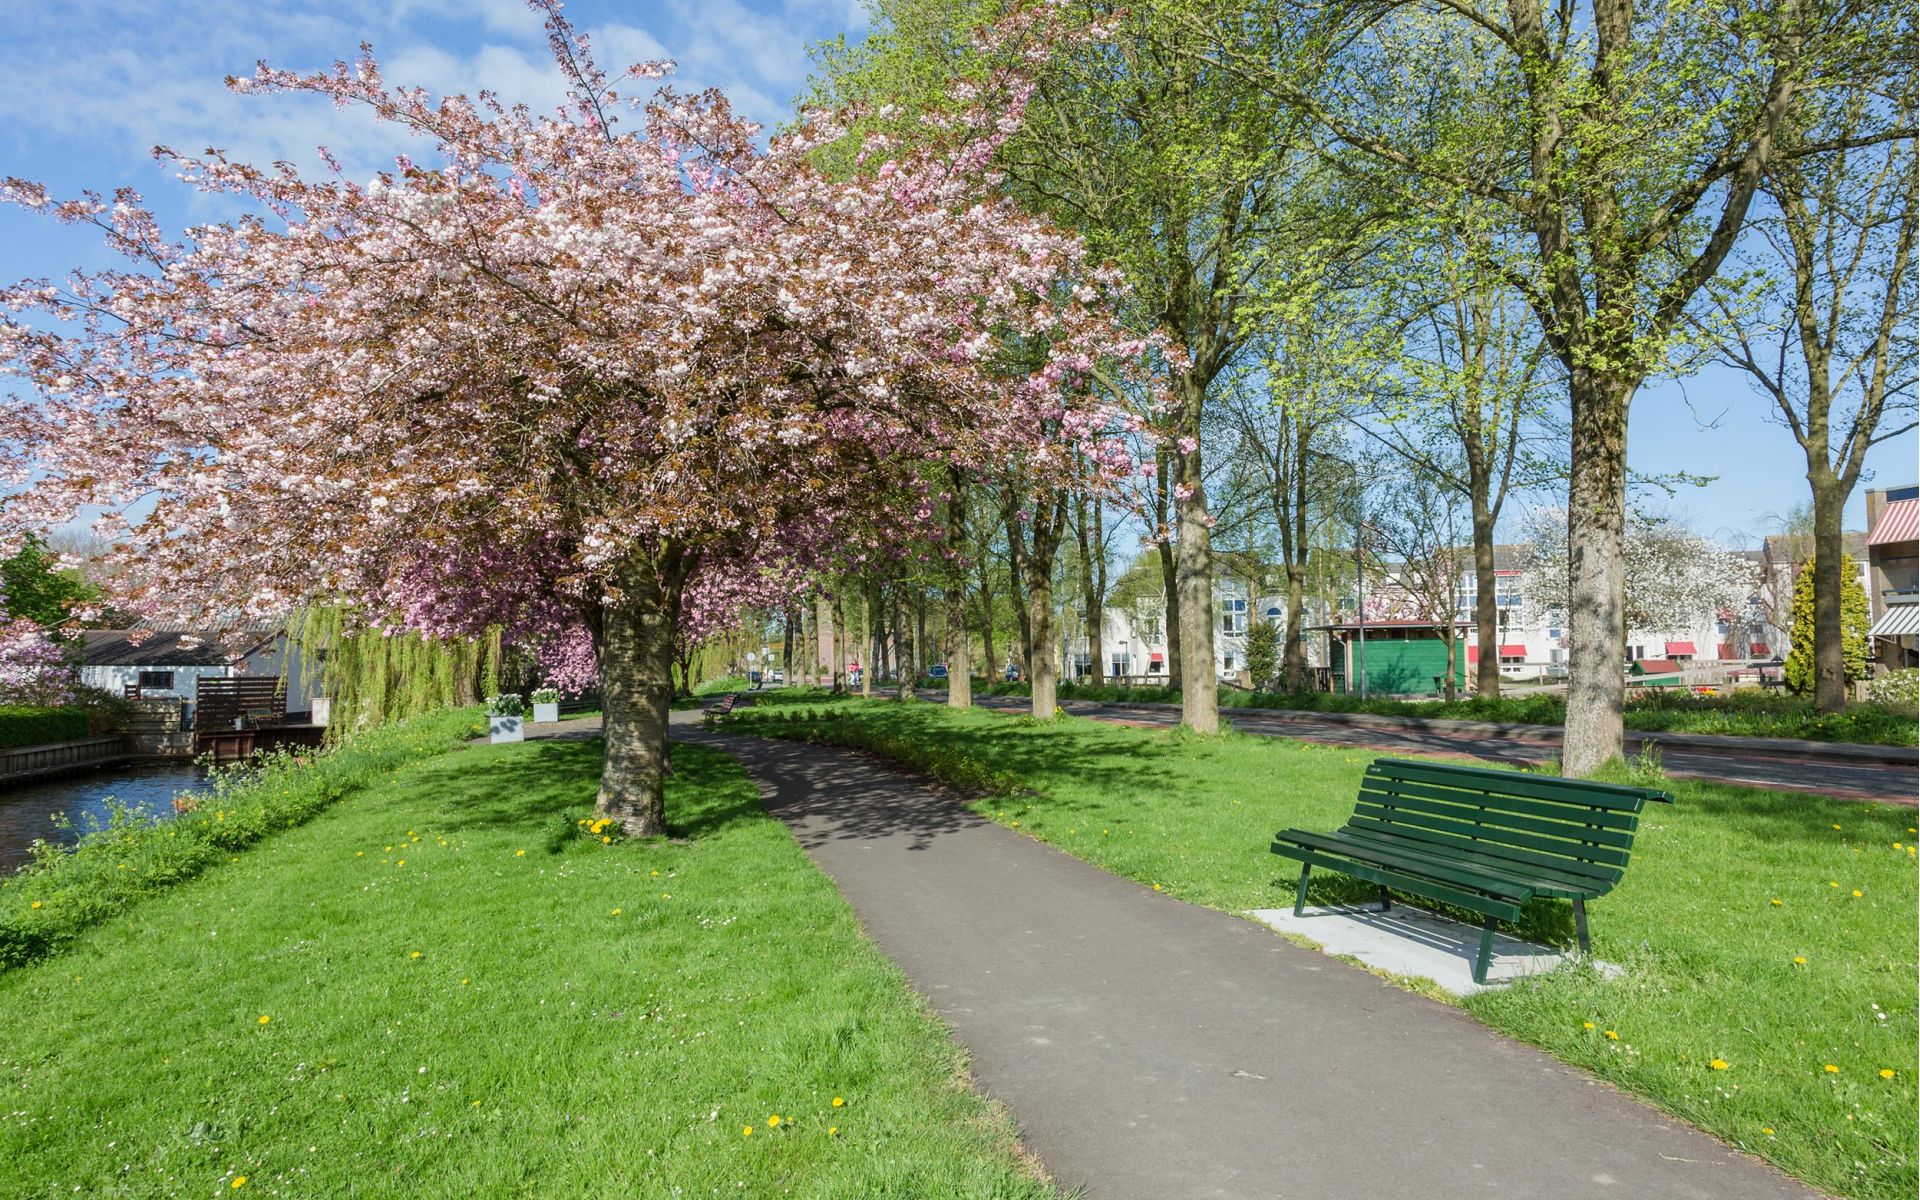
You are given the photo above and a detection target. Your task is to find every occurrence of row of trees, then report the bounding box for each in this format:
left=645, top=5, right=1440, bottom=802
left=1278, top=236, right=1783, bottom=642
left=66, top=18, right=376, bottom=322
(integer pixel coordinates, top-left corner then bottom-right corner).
left=802, top=0, right=1914, bottom=770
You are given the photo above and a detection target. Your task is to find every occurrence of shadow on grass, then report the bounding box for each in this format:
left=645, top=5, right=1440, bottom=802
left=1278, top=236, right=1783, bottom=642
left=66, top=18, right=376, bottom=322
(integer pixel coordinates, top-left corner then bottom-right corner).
left=420, top=739, right=768, bottom=844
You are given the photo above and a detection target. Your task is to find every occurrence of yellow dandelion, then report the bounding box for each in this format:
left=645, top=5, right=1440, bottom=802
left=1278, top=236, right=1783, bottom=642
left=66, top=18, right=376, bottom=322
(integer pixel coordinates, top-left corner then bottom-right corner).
left=258, top=1015, right=270, bottom=1025
left=1880, top=1069, right=1896, bottom=1080
left=1604, top=1030, right=1619, bottom=1040
left=1851, top=890, right=1863, bottom=897
left=610, top=908, right=622, bottom=916
left=1761, top=1127, right=1775, bottom=1136
left=385, top=846, right=392, bottom=852
left=767, top=1115, right=782, bottom=1127
left=461, top=979, right=470, bottom=986
left=472, top=1099, right=482, bottom=1107
left=1829, top=881, right=1839, bottom=887
left=1824, top=1064, right=1839, bottom=1074
left=651, top=870, right=659, bottom=877
left=1152, top=883, right=1162, bottom=892
left=1831, top=824, right=1841, bottom=831
left=410, top=951, right=423, bottom=959
left=396, top=859, right=405, bottom=867
left=831, top=1096, right=845, bottom=1107
left=828, top=1126, right=839, bottom=1136
left=1710, top=1059, right=1729, bottom=1071
left=742, top=1126, right=753, bottom=1137
left=29, top=901, right=41, bottom=909
left=356, top=851, right=364, bottom=857
left=231, top=1178, right=247, bottom=1190
left=1582, top=1021, right=1595, bottom=1030
left=661, top=892, right=671, bottom=900
left=601, top=836, right=612, bottom=844
left=1793, top=956, right=1806, bottom=965
left=1769, top=898, right=1782, bottom=907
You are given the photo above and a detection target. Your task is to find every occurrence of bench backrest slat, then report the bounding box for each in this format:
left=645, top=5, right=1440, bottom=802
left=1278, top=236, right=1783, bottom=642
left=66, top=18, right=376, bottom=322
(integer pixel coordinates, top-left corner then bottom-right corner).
left=1368, top=758, right=1660, bottom=812
left=1368, top=776, right=1641, bottom=833
left=1357, top=784, right=1637, bottom=852
left=1352, top=796, right=1632, bottom=870
left=1347, top=810, right=1627, bottom=883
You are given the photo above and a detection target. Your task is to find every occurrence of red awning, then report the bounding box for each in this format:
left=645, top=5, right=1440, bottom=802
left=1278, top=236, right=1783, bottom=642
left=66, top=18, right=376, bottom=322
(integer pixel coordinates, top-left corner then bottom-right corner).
left=1466, top=645, right=1479, bottom=664
left=1149, top=651, right=1164, bottom=662
left=1868, top=498, right=1918, bottom=546
left=1750, top=642, right=1770, bottom=658
left=1665, top=641, right=1697, bottom=656
left=1498, top=644, right=1527, bottom=658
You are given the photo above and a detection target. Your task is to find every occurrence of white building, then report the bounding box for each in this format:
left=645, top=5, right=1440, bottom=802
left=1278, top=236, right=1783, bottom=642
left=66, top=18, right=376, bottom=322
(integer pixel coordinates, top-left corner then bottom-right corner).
left=79, top=628, right=315, bottom=713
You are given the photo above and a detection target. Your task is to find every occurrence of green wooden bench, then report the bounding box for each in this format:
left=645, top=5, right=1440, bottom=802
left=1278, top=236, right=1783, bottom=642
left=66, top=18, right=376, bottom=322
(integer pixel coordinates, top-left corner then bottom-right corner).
left=1271, top=758, right=1672, bottom=984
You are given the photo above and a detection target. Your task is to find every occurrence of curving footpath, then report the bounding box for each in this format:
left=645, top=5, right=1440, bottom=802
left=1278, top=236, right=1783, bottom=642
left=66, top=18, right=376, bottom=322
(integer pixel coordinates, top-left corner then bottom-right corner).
left=675, top=724, right=1819, bottom=1200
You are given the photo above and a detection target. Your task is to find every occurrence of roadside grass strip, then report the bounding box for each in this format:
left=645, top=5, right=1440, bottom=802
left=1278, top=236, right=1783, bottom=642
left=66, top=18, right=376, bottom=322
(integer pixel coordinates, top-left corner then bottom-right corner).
left=725, top=695, right=1918, bottom=1200
left=0, top=738, right=1053, bottom=1199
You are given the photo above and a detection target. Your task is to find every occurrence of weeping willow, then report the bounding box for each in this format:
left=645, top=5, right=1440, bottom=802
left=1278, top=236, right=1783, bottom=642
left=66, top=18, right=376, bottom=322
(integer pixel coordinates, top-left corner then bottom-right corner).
left=291, top=608, right=503, bottom=735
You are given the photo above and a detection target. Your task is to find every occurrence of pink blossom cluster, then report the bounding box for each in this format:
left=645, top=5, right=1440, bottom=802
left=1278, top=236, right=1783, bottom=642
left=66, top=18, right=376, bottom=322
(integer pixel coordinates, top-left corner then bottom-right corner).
left=0, top=615, right=77, bottom=706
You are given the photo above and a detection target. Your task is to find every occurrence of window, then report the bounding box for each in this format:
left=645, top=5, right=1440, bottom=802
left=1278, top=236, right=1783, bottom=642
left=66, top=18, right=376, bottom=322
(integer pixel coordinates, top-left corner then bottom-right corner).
left=1265, top=605, right=1282, bottom=620
left=1221, top=596, right=1248, bottom=634
left=1223, top=654, right=1236, bottom=672
left=137, top=669, right=175, bottom=691
left=1110, top=654, right=1131, bottom=677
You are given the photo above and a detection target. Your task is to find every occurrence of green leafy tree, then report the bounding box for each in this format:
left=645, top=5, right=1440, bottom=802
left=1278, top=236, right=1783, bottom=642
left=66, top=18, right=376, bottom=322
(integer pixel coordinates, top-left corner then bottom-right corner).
left=1784, top=555, right=1869, bottom=696
left=1243, top=618, right=1279, bottom=691
left=0, top=535, right=98, bottom=630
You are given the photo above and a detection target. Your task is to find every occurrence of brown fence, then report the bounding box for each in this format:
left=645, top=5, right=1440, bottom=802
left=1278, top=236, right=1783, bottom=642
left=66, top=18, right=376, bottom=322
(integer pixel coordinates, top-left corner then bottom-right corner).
left=194, top=676, right=287, bottom=733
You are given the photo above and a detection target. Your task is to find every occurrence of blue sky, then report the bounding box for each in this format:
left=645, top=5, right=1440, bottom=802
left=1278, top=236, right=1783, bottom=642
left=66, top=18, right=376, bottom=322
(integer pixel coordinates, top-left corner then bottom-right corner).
left=1, top=0, right=1911, bottom=546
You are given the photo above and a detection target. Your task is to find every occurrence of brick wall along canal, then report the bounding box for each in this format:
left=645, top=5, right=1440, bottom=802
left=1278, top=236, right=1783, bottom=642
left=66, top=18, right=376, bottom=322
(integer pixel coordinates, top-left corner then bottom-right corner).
left=0, top=764, right=216, bottom=874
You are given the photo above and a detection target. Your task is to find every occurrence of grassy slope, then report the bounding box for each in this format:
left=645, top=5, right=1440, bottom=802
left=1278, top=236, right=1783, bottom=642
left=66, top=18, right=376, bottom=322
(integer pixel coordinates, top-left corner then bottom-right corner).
left=0, top=737, right=1053, bottom=1199
left=728, top=695, right=1918, bottom=1200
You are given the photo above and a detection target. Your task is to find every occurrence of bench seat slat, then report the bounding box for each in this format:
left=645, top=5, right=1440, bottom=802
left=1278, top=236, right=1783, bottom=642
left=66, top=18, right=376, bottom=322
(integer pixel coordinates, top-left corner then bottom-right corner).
left=1275, top=829, right=1534, bottom=901
left=1270, top=840, right=1526, bottom=921
left=1362, top=778, right=1641, bottom=835
left=1353, top=796, right=1634, bottom=867
left=1367, top=759, right=1664, bottom=811
left=1336, top=824, right=1619, bottom=897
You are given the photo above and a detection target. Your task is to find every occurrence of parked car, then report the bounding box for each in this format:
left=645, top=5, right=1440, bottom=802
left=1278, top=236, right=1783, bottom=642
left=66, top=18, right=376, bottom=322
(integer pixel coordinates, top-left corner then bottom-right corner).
left=927, top=663, right=949, bottom=680
left=769, top=670, right=785, bottom=684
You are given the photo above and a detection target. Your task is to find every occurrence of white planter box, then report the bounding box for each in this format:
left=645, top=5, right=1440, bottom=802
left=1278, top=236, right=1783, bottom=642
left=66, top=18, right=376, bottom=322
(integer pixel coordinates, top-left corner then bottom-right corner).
left=489, top=714, right=525, bottom=743
left=532, top=701, right=559, bottom=724
left=310, top=697, right=331, bottom=727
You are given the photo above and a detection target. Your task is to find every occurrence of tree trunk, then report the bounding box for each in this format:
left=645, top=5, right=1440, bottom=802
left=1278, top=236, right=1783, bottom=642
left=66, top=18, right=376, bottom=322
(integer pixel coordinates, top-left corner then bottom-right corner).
left=948, top=475, right=975, bottom=709
left=978, top=582, right=997, bottom=683
left=1157, top=536, right=1181, bottom=690
left=861, top=592, right=873, bottom=699
left=1561, top=372, right=1630, bottom=775
left=1075, top=492, right=1104, bottom=686
left=1810, top=475, right=1848, bottom=713
left=914, top=593, right=929, bottom=682
left=781, top=607, right=795, bottom=688
left=1174, top=380, right=1219, bottom=733
left=1093, top=499, right=1108, bottom=684
left=1024, top=493, right=1068, bottom=718
left=595, top=571, right=682, bottom=839
left=893, top=588, right=912, bottom=701
left=1472, top=503, right=1501, bottom=698
left=1282, top=563, right=1307, bottom=691
left=1005, top=507, right=1032, bottom=672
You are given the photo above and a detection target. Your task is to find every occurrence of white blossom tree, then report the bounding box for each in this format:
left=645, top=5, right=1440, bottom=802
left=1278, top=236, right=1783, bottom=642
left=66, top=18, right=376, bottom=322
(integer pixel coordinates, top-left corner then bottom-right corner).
left=1521, top=508, right=1757, bottom=645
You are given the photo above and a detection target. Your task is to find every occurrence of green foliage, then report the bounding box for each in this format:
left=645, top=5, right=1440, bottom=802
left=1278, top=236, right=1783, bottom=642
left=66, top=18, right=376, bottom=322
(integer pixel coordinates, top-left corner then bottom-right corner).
left=1243, top=619, right=1279, bottom=690
left=0, top=738, right=1055, bottom=1198
left=727, top=698, right=1916, bottom=1200
left=294, top=606, right=501, bottom=732
left=0, top=705, right=90, bottom=747
left=485, top=693, right=525, bottom=718
left=1784, top=556, right=1871, bottom=695
left=692, top=674, right=749, bottom=697
left=0, top=533, right=98, bottom=628
left=0, top=706, right=484, bottom=970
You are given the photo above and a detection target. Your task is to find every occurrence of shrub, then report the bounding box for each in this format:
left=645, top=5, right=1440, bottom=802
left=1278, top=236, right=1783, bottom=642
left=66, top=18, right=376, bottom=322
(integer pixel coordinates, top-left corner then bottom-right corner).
left=0, top=705, right=485, bottom=971
left=0, top=704, right=90, bottom=748
left=1866, top=668, right=1919, bottom=708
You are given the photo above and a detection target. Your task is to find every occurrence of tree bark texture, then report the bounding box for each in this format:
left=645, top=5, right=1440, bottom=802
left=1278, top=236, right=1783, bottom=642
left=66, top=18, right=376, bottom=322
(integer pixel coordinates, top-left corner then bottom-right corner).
left=1022, top=491, right=1068, bottom=718
left=595, top=551, right=688, bottom=838
left=1175, top=379, right=1219, bottom=734
left=1561, top=373, right=1630, bottom=776
left=947, top=474, right=975, bottom=709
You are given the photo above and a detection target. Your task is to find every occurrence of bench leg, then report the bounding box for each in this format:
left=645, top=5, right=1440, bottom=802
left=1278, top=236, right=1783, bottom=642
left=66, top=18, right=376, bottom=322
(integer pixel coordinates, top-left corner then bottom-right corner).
left=1379, top=886, right=1392, bottom=913
left=1293, top=863, right=1311, bottom=917
left=1473, top=915, right=1497, bottom=985
left=1573, top=899, right=1590, bottom=957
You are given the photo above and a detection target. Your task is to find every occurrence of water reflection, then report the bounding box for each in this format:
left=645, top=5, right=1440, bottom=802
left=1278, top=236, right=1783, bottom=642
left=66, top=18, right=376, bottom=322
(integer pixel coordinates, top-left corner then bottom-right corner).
left=0, top=763, right=217, bottom=875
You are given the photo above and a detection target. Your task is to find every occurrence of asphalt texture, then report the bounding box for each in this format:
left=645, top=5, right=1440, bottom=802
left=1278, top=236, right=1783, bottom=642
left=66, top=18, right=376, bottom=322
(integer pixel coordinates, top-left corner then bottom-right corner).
left=953, top=693, right=1917, bottom=805
left=676, top=725, right=1820, bottom=1200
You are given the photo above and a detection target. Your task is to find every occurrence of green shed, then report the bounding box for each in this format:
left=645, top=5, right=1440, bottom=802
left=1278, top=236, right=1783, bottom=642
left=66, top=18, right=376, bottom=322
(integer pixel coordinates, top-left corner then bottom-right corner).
left=1318, top=622, right=1469, bottom=697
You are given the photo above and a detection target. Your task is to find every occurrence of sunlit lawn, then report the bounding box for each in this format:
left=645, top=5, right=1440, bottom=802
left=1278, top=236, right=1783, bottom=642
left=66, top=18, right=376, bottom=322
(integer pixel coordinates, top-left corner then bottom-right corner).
left=729, top=693, right=1919, bottom=1200
left=0, top=737, right=1052, bottom=1199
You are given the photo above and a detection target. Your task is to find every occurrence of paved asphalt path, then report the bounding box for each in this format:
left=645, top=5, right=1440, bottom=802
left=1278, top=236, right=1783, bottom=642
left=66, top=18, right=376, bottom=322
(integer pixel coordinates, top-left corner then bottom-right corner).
left=947, top=692, right=1916, bottom=804
left=675, top=725, right=1819, bottom=1200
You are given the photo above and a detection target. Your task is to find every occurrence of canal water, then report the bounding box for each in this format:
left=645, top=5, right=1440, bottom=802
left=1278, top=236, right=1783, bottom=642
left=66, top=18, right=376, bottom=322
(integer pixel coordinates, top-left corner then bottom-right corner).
left=0, top=763, right=217, bottom=875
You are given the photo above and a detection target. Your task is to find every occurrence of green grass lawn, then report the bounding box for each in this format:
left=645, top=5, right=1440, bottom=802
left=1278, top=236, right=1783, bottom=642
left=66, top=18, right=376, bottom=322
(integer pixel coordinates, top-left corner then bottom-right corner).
left=0, top=736, right=1053, bottom=1199
left=725, top=694, right=1919, bottom=1200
